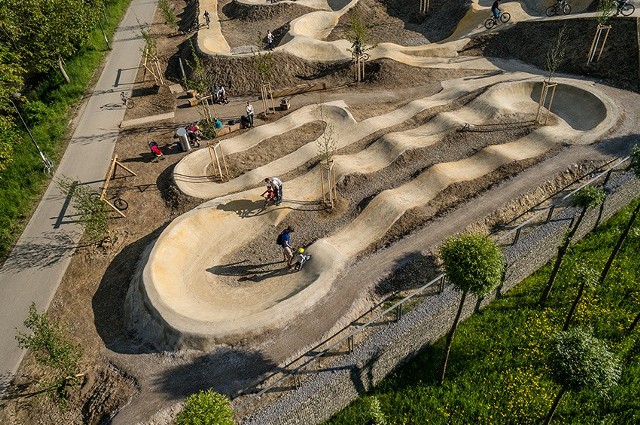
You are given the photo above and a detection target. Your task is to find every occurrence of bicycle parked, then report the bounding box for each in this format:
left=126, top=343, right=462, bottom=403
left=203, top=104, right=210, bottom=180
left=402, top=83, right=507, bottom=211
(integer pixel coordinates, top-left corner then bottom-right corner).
left=484, top=11, right=511, bottom=29
left=120, top=91, right=134, bottom=109
left=615, top=0, right=635, bottom=15
left=546, top=0, right=572, bottom=16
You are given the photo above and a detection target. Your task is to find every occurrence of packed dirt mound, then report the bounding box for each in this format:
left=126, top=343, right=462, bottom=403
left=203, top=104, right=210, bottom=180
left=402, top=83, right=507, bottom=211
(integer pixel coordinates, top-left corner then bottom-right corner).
left=331, top=0, right=469, bottom=43
left=222, top=0, right=316, bottom=22
left=186, top=51, right=485, bottom=97
left=468, top=17, right=640, bottom=92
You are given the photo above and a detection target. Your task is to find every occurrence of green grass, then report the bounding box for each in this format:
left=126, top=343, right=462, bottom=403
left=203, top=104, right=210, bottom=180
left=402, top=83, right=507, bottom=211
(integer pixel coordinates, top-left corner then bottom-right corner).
left=0, top=0, right=132, bottom=263
left=328, top=197, right=640, bottom=424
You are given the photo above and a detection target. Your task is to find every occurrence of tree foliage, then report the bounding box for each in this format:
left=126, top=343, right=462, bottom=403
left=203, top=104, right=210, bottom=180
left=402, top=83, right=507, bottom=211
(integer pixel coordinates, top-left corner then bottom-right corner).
left=0, top=44, right=25, bottom=173
left=438, top=233, right=504, bottom=384
left=15, top=302, right=83, bottom=403
left=57, top=176, right=110, bottom=244
left=176, top=389, right=236, bottom=425
left=549, top=327, right=621, bottom=393
left=546, top=26, right=568, bottom=82
left=0, top=0, right=98, bottom=75
left=439, top=233, right=505, bottom=296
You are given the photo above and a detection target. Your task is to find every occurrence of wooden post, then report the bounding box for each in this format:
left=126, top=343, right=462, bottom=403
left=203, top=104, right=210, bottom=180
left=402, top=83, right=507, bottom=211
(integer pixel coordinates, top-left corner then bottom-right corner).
left=353, top=54, right=366, bottom=82
left=419, top=0, right=429, bottom=14
left=587, top=24, right=611, bottom=64
left=260, top=83, right=275, bottom=115
left=207, top=141, right=229, bottom=181
left=320, top=161, right=337, bottom=208
left=99, top=155, right=136, bottom=217
left=535, top=80, right=558, bottom=125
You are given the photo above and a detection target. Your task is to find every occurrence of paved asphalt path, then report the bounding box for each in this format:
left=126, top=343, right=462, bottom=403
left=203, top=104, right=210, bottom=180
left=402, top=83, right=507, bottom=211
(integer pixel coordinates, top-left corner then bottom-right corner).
left=0, top=0, right=157, bottom=391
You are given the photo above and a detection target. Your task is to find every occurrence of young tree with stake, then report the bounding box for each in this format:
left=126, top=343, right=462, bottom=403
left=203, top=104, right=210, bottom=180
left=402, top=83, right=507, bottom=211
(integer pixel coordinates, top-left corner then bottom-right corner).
left=438, top=233, right=504, bottom=384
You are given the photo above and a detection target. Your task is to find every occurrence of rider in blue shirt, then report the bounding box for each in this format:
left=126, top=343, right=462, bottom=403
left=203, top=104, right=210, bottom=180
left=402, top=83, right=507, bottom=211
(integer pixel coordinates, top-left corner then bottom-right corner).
left=491, top=0, right=502, bottom=19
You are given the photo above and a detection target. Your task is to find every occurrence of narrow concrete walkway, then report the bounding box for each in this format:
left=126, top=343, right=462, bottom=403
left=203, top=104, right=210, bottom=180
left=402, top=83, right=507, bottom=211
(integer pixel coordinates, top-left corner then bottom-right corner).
left=0, top=0, right=157, bottom=388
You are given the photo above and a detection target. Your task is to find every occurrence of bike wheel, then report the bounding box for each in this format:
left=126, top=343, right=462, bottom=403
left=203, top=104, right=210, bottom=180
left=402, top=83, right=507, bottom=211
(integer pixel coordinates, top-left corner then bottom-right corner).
left=484, top=18, right=496, bottom=29
left=113, top=198, right=129, bottom=211
left=545, top=5, right=558, bottom=16
left=562, top=3, right=572, bottom=14
left=621, top=3, right=635, bottom=15
left=190, top=139, right=200, bottom=148
left=500, top=12, right=511, bottom=23
left=126, top=98, right=134, bottom=109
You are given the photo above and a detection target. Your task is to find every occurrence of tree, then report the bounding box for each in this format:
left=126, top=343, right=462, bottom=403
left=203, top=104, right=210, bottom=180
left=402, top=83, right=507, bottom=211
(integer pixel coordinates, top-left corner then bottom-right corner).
left=15, top=302, right=83, bottom=404
left=0, top=44, right=25, bottom=173
left=597, top=0, right=616, bottom=25
left=57, top=176, right=111, bottom=244
left=540, top=185, right=606, bottom=305
left=176, top=389, right=236, bottom=425
left=546, top=26, right=568, bottom=82
left=345, top=12, right=376, bottom=57
left=598, top=145, right=640, bottom=287
left=316, top=105, right=336, bottom=166
left=0, top=0, right=98, bottom=81
left=438, top=233, right=504, bottom=384
left=158, top=0, right=178, bottom=30
left=562, top=266, right=598, bottom=331
left=544, top=328, right=621, bottom=424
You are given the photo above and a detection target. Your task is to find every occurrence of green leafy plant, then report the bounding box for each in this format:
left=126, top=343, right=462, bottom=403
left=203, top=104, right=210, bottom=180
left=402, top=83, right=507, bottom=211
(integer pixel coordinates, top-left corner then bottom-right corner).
left=187, top=40, right=209, bottom=95
left=15, top=302, right=83, bottom=405
left=345, top=12, right=377, bottom=57
left=544, top=327, right=621, bottom=424
left=138, top=19, right=157, bottom=58
left=365, top=396, right=387, bottom=425
left=546, top=26, right=568, bottom=82
left=562, top=265, right=598, bottom=330
left=316, top=105, right=336, bottom=166
left=252, top=39, right=275, bottom=84
left=57, top=176, right=110, bottom=244
left=597, top=0, right=616, bottom=25
left=176, top=389, right=236, bottom=425
left=438, top=232, right=504, bottom=384
left=158, top=0, right=178, bottom=30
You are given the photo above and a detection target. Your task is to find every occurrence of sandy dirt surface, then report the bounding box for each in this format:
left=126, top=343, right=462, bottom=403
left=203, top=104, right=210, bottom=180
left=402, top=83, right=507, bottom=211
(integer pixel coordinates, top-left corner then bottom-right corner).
left=1, top=0, right=639, bottom=423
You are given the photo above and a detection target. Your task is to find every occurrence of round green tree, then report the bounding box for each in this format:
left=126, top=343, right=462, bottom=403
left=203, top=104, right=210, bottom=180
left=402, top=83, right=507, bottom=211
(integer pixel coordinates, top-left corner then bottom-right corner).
left=544, top=327, right=621, bottom=424
left=438, top=232, right=505, bottom=384
left=176, top=389, right=235, bottom=425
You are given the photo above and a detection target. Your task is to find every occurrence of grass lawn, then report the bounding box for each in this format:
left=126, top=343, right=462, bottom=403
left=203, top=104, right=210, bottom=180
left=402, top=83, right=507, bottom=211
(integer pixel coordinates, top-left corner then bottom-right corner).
left=0, top=0, right=132, bottom=263
left=328, top=197, right=640, bottom=424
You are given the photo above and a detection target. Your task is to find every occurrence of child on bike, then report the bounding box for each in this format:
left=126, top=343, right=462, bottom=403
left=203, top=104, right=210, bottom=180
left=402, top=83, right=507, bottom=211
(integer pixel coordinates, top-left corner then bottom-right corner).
left=261, top=185, right=276, bottom=205
left=491, top=0, right=502, bottom=20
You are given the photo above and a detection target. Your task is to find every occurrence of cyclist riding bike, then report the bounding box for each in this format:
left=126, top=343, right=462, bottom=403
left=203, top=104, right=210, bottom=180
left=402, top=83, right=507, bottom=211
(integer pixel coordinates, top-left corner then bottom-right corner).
left=491, top=0, right=502, bottom=21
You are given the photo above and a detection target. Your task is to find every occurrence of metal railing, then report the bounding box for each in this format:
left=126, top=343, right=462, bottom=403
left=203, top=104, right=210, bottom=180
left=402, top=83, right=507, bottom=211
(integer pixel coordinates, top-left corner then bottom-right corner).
left=235, top=154, right=633, bottom=411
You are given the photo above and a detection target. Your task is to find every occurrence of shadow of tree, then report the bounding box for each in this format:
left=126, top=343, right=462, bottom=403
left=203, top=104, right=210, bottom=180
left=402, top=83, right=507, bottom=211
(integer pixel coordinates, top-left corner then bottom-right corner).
left=155, top=348, right=277, bottom=398
left=2, top=231, right=78, bottom=272
left=374, top=251, right=441, bottom=296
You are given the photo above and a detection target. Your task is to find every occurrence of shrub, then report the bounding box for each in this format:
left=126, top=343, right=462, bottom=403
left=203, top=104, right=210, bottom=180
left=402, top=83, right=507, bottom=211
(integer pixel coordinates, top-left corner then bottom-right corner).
left=176, top=389, right=235, bottom=425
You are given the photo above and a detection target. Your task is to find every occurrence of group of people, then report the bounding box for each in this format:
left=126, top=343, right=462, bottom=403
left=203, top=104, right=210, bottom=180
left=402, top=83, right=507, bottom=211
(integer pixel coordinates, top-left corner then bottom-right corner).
left=277, top=226, right=311, bottom=271
left=262, top=176, right=282, bottom=206
left=211, top=84, right=228, bottom=104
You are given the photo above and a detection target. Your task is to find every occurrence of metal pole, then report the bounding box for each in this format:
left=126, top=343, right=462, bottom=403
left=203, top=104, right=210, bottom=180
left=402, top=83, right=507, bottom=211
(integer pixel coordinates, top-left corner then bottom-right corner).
left=98, top=20, right=111, bottom=50
left=10, top=96, right=54, bottom=174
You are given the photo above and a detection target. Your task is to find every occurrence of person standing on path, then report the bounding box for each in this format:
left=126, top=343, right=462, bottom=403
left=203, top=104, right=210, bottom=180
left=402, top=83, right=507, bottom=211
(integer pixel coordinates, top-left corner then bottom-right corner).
left=279, top=226, right=295, bottom=266
left=204, top=10, right=211, bottom=28
left=266, top=30, right=274, bottom=50
left=246, top=101, right=254, bottom=128
left=265, top=176, right=283, bottom=205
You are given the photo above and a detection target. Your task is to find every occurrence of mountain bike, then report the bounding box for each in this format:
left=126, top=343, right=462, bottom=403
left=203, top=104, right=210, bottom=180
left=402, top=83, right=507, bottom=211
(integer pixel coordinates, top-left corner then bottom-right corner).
left=121, top=92, right=134, bottom=109
left=616, top=0, right=635, bottom=15
left=484, top=11, right=511, bottom=29
left=546, top=0, right=572, bottom=16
